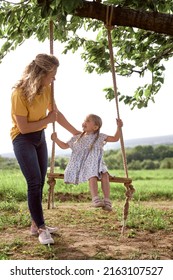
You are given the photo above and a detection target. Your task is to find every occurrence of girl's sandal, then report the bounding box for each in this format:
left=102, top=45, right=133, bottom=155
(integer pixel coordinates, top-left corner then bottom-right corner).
left=92, top=197, right=105, bottom=207
left=103, top=199, right=112, bottom=211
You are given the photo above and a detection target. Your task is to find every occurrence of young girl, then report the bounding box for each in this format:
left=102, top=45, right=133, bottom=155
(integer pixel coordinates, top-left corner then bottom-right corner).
left=51, top=114, right=123, bottom=211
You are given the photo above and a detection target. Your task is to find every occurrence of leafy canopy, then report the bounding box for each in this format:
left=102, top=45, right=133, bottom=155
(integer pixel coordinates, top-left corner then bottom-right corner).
left=0, top=0, right=173, bottom=109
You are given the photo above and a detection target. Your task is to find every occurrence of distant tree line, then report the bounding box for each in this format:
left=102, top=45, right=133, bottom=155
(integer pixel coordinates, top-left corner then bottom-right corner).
left=52, top=144, right=173, bottom=171
left=0, top=157, right=19, bottom=170
left=1, top=144, right=173, bottom=170
left=104, top=144, right=173, bottom=170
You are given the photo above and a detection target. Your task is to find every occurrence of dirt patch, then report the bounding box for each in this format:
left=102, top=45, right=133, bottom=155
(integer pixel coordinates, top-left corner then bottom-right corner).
left=55, top=191, right=91, bottom=202
left=1, top=200, right=173, bottom=260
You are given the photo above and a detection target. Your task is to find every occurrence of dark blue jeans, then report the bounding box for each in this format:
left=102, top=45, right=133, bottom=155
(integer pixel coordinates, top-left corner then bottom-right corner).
left=13, top=130, right=48, bottom=228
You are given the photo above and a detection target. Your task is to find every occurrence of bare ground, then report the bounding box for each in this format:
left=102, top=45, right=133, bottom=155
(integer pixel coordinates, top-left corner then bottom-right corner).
left=1, top=199, right=173, bottom=260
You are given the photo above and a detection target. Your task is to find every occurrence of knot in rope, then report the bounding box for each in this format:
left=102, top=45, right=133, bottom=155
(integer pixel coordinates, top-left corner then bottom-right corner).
left=47, top=177, right=56, bottom=188
left=105, top=5, right=114, bottom=30
left=124, top=183, right=135, bottom=200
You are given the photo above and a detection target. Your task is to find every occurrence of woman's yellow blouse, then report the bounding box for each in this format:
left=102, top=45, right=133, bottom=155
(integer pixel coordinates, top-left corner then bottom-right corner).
left=10, top=86, right=52, bottom=140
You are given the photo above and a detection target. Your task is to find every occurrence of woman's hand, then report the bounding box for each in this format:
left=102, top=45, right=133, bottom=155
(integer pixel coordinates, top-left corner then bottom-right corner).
left=47, top=110, right=57, bottom=123
left=73, top=130, right=81, bottom=136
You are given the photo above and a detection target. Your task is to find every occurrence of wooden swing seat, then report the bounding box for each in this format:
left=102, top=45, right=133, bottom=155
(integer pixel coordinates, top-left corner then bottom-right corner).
left=47, top=172, right=132, bottom=184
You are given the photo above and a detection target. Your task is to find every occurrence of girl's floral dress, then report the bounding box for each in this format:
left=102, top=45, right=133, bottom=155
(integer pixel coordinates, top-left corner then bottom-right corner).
left=64, top=133, right=108, bottom=184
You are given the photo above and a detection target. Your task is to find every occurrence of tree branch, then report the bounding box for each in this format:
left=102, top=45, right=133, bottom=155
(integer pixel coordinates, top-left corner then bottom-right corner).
left=74, top=1, right=173, bottom=36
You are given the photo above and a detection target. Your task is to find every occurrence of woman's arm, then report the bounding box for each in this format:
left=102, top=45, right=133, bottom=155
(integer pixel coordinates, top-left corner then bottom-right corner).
left=105, top=119, right=123, bottom=142
left=51, top=132, right=69, bottom=149
left=56, top=110, right=80, bottom=135
left=52, top=104, right=80, bottom=136
left=15, top=110, right=57, bottom=134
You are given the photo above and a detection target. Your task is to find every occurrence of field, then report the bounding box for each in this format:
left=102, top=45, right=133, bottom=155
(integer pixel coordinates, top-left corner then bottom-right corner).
left=0, top=169, right=173, bottom=260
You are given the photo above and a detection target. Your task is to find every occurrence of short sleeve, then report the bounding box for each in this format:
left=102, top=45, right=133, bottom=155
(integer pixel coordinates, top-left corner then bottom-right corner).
left=11, top=90, right=28, bottom=116
left=99, top=133, right=108, bottom=145
left=67, top=135, right=79, bottom=149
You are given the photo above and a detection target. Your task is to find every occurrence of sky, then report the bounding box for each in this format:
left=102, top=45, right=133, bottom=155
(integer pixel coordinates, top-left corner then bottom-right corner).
left=0, top=38, right=172, bottom=155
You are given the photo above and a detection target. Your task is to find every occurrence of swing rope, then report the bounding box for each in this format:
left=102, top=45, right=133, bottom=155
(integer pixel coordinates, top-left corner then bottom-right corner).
left=47, top=20, right=56, bottom=208
left=105, top=5, right=128, bottom=179
left=49, top=20, right=56, bottom=173
left=105, top=5, right=135, bottom=233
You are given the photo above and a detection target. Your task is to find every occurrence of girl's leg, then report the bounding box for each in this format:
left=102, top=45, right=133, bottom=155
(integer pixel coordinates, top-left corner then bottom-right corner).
left=101, top=172, right=112, bottom=211
left=89, top=177, right=104, bottom=207
left=89, top=176, right=99, bottom=198
left=101, top=172, right=110, bottom=199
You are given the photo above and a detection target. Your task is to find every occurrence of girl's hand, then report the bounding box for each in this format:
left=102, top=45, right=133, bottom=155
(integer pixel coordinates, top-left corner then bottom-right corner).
left=116, top=118, right=123, bottom=128
left=51, top=132, right=57, bottom=141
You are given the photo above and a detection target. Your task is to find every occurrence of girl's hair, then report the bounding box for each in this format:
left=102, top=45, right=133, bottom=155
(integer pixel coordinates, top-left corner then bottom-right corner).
left=76, top=114, right=103, bottom=150
left=13, top=53, right=59, bottom=104
left=89, top=114, right=102, bottom=131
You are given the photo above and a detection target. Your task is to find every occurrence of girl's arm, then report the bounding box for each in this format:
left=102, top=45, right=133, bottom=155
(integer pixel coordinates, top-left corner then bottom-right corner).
left=105, top=119, right=123, bottom=142
left=51, top=132, right=69, bottom=149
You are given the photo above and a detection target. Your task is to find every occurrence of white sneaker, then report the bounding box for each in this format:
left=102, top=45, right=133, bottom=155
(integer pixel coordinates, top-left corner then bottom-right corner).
left=38, top=229, right=54, bottom=245
left=46, top=226, right=58, bottom=234
left=30, top=225, right=58, bottom=236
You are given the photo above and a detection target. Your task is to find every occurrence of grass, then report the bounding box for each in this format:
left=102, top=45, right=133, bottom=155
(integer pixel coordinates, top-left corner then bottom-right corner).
left=126, top=202, right=172, bottom=231
left=1, top=200, right=173, bottom=260
left=1, top=169, right=173, bottom=202
left=1, top=168, right=173, bottom=260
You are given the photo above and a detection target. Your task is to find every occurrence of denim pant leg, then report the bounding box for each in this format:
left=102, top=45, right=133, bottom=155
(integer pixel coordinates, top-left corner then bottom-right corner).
left=13, top=130, right=48, bottom=228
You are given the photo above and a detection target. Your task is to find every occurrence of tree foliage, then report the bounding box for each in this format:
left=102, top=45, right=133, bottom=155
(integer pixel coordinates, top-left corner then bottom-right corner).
left=0, top=0, right=173, bottom=109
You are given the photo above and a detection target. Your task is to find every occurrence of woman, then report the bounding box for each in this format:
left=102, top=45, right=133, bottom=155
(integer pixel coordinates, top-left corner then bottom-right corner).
left=11, top=53, right=79, bottom=245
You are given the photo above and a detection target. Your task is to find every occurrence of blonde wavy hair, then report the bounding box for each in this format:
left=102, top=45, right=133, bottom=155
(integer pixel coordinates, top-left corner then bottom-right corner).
left=13, top=54, right=59, bottom=104
left=75, top=114, right=103, bottom=150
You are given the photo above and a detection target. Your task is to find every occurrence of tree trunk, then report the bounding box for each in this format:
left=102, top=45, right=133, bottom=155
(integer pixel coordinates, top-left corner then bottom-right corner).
left=74, top=1, right=173, bottom=36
